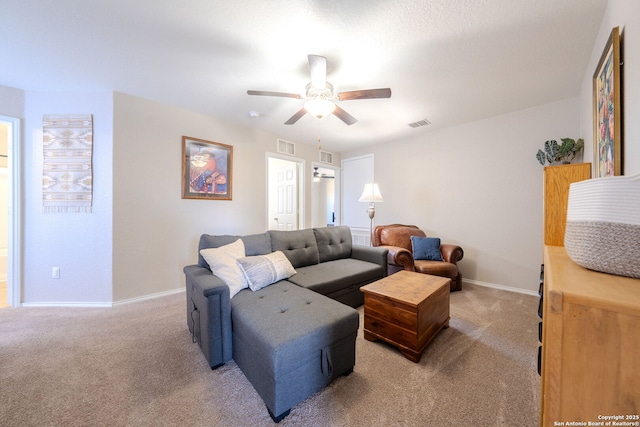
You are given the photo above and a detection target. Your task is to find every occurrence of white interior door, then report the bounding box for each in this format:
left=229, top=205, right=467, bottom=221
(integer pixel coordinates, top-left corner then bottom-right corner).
left=267, top=155, right=303, bottom=231
left=275, top=163, right=297, bottom=230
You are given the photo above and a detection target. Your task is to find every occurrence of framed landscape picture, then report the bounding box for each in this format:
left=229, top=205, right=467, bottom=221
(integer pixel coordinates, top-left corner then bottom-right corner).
left=593, top=26, right=622, bottom=177
left=182, top=136, right=233, bottom=200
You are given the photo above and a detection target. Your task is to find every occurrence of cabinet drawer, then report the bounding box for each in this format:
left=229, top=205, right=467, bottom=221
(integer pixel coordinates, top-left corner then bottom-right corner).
left=364, top=316, right=417, bottom=349
left=364, top=296, right=417, bottom=330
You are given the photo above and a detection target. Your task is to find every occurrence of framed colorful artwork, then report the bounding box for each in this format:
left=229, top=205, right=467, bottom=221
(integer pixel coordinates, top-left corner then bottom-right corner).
left=593, top=26, right=622, bottom=177
left=181, top=136, right=233, bottom=200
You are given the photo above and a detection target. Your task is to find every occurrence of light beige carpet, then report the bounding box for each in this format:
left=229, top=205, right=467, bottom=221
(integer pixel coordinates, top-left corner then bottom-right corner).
left=0, top=283, right=540, bottom=426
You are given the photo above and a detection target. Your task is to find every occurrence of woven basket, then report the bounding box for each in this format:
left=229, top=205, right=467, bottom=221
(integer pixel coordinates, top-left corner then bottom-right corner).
left=565, top=174, right=640, bottom=279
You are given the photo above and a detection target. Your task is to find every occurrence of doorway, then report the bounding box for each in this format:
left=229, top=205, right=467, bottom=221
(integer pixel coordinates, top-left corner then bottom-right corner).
left=0, top=115, right=20, bottom=308
left=311, top=163, right=340, bottom=228
left=267, top=155, right=304, bottom=231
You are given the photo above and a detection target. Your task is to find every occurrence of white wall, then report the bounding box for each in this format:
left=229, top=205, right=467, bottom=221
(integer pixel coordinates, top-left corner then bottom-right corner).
left=22, top=91, right=114, bottom=305
left=342, top=98, right=580, bottom=293
left=580, top=0, right=640, bottom=176
left=0, top=85, right=25, bottom=118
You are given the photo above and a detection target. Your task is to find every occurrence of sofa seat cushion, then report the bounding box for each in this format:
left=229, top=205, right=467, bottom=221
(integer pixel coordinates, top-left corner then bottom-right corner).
left=287, top=258, right=383, bottom=296
left=230, top=280, right=358, bottom=377
left=414, top=259, right=457, bottom=279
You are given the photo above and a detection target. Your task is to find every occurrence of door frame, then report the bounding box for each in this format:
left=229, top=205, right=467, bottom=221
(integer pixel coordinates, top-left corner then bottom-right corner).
left=265, top=153, right=305, bottom=231
left=1, top=115, right=21, bottom=307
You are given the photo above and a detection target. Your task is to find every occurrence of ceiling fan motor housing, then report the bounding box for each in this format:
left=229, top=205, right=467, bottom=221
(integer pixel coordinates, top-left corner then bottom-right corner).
left=306, top=82, right=334, bottom=100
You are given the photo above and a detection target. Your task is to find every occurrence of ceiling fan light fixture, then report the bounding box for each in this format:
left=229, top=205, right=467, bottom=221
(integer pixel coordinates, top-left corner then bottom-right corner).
left=304, top=98, right=336, bottom=119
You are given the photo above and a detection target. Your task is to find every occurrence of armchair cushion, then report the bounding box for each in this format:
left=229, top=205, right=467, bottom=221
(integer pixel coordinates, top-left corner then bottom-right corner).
left=410, top=236, right=444, bottom=261
left=414, top=260, right=458, bottom=278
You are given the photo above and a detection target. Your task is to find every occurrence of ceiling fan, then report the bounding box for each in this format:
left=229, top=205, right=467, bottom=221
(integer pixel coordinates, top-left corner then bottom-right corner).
left=313, top=166, right=334, bottom=180
left=247, top=54, right=391, bottom=126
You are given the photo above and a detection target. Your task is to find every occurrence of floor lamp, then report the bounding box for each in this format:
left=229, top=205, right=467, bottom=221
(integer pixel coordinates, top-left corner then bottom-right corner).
left=358, top=183, right=383, bottom=245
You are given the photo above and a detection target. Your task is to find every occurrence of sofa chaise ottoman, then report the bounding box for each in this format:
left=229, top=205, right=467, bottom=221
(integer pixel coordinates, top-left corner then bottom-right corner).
left=232, top=280, right=358, bottom=422
left=183, top=226, right=388, bottom=422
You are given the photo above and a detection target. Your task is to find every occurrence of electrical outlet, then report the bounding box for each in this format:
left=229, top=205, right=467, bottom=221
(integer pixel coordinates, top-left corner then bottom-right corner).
left=52, top=267, right=60, bottom=279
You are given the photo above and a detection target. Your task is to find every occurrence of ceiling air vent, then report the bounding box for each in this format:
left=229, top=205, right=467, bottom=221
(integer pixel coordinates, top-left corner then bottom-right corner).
left=408, top=119, right=431, bottom=128
left=319, top=150, right=334, bottom=164
left=277, top=139, right=296, bottom=155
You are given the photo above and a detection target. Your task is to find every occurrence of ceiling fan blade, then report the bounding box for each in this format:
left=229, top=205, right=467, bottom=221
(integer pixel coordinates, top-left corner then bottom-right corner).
left=308, top=54, right=327, bottom=89
left=284, top=108, right=307, bottom=125
left=337, top=88, right=392, bottom=101
left=333, top=105, right=357, bottom=125
left=247, top=90, right=302, bottom=99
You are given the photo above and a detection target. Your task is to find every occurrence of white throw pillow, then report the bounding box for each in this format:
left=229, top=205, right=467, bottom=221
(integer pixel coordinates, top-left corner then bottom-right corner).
left=199, top=239, right=248, bottom=298
left=236, top=251, right=296, bottom=291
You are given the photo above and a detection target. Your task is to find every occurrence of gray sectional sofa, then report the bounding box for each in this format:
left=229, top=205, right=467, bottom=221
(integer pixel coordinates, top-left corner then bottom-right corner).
left=184, top=226, right=388, bottom=422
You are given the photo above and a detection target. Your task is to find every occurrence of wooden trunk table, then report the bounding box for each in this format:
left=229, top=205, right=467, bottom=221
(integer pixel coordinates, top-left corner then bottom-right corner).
left=360, top=270, right=451, bottom=362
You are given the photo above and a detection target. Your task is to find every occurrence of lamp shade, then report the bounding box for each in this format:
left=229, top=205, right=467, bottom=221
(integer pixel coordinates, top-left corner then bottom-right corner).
left=304, top=98, right=336, bottom=119
left=358, top=183, right=383, bottom=203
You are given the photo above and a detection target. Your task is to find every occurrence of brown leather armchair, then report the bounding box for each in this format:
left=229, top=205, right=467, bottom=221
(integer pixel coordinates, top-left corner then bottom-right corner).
left=372, top=224, right=464, bottom=291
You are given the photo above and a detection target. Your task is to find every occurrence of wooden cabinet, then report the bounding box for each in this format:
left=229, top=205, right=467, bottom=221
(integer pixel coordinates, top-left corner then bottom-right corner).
left=543, top=163, right=591, bottom=246
left=540, top=246, right=640, bottom=426
left=361, top=271, right=450, bottom=363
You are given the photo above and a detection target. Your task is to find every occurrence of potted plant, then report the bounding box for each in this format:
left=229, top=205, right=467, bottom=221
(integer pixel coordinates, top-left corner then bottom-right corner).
left=536, top=138, right=584, bottom=166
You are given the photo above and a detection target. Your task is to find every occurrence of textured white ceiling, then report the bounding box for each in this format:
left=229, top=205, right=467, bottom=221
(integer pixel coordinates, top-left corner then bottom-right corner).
left=0, top=0, right=607, bottom=151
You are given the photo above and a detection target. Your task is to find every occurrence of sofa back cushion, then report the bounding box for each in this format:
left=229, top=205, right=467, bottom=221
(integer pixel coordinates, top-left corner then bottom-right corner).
left=268, top=229, right=319, bottom=268
left=314, top=226, right=352, bottom=263
left=198, top=232, right=272, bottom=268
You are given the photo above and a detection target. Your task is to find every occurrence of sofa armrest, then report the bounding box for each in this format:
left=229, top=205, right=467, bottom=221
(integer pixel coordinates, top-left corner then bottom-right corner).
left=378, top=245, right=415, bottom=271
left=184, top=264, right=233, bottom=368
left=185, top=264, right=230, bottom=296
left=440, top=244, right=464, bottom=265
left=351, top=245, right=389, bottom=277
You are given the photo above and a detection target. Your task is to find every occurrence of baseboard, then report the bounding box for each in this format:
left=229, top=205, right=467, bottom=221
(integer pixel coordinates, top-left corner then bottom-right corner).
left=112, top=288, right=185, bottom=307
left=21, top=301, right=113, bottom=308
left=21, top=288, right=185, bottom=308
left=463, top=279, right=538, bottom=297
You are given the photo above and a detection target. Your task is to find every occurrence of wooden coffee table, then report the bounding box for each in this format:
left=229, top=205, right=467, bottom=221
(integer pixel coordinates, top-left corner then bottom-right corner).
left=360, top=270, right=451, bottom=362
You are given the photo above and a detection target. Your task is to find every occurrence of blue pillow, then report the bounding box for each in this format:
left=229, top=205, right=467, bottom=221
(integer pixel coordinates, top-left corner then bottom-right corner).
left=410, top=236, right=444, bottom=261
